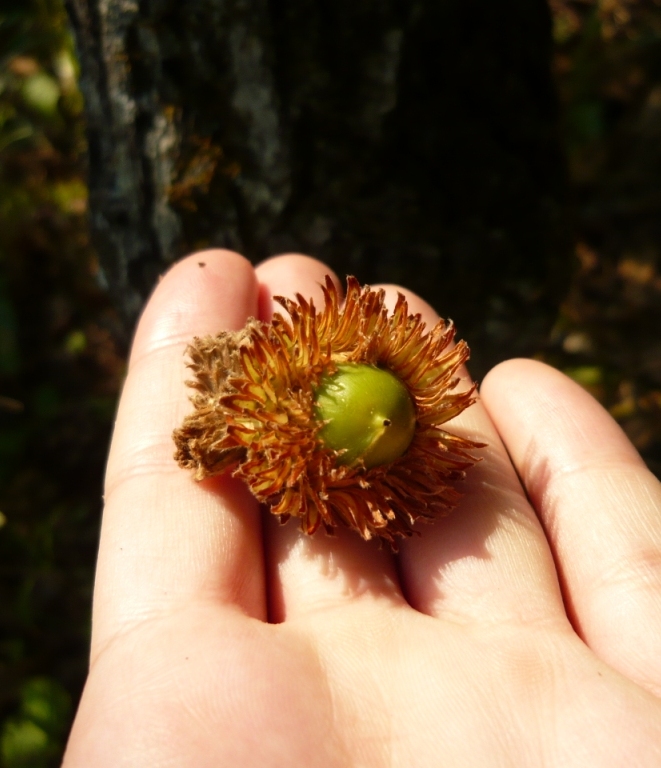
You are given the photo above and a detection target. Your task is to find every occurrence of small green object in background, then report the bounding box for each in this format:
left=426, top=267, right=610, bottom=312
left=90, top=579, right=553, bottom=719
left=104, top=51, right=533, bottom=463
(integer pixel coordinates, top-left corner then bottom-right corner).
left=1, top=677, right=71, bottom=768
left=1, top=718, right=49, bottom=768
left=64, top=330, right=87, bottom=355
left=564, top=366, right=603, bottom=387
left=19, top=678, right=70, bottom=736
left=20, top=73, right=60, bottom=117
left=314, top=363, right=417, bottom=469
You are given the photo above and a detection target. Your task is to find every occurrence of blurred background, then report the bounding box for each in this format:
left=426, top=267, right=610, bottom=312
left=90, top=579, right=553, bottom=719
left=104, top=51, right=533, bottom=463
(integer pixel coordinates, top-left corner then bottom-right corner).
left=1, top=0, right=661, bottom=764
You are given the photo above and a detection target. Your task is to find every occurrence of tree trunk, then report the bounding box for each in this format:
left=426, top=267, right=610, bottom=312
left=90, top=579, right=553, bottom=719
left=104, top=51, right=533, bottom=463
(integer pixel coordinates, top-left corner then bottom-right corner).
left=66, top=0, right=570, bottom=375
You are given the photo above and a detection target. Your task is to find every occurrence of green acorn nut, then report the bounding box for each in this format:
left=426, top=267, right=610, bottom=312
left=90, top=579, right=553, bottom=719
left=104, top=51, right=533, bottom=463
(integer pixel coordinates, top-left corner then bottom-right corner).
left=314, top=363, right=417, bottom=468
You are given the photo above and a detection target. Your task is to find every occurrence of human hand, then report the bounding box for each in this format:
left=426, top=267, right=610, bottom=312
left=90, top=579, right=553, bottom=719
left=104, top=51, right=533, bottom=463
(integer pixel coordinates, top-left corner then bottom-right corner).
left=63, top=250, right=661, bottom=767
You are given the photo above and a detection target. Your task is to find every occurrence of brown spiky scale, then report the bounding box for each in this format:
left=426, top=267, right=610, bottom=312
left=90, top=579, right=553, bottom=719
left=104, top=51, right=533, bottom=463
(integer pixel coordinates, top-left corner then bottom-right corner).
left=173, top=276, right=484, bottom=547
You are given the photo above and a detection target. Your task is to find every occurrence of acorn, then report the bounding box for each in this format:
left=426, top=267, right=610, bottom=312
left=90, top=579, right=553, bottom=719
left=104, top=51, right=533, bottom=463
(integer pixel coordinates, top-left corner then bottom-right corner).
left=314, top=364, right=416, bottom=469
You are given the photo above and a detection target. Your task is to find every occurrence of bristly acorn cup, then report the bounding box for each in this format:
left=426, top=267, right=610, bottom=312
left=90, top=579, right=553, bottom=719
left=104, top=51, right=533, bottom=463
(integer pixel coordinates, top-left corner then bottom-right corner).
left=173, top=276, right=484, bottom=548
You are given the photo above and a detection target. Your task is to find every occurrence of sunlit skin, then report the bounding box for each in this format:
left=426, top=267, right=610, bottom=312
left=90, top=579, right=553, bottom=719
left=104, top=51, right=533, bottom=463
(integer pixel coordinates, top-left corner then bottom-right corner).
left=63, top=251, right=661, bottom=767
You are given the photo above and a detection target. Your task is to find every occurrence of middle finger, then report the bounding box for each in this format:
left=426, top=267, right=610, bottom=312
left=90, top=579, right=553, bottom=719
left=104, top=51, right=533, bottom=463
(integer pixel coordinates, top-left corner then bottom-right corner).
left=255, top=255, right=407, bottom=623
left=380, top=287, right=567, bottom=628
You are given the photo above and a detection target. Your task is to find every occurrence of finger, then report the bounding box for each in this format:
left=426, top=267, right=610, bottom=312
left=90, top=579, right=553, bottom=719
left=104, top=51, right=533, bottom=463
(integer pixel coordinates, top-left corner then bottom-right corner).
left=482, top=359, right=661, bottom=694
left=255, top=256, right=407, bottom=622
left=94, top=251, right=265, bottom=660
left=386, top=289, right=566, bottom=627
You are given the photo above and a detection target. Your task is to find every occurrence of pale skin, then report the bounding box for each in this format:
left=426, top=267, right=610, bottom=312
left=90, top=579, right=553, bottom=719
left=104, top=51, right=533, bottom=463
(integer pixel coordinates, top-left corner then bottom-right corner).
left=63, top=250, right=661, bottom=767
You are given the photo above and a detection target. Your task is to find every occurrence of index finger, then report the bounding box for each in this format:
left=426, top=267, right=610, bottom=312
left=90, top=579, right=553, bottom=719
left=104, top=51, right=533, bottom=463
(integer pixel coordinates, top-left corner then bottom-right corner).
left=92, top=251, right=266, bottom=661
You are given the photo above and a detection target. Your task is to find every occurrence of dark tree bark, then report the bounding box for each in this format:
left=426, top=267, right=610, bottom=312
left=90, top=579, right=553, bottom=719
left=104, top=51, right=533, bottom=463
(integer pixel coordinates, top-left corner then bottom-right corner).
left=66, top=0, right=570, bottom=375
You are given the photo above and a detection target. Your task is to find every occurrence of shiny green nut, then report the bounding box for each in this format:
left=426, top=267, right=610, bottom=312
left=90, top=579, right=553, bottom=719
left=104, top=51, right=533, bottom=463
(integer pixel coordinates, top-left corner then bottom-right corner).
left=314, top=363, right=417, bottom=468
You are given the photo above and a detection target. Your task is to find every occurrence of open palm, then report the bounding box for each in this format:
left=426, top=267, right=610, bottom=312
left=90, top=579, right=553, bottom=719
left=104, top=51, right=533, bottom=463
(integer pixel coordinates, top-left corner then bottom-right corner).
left=63, top=251, right=661, bottom=767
